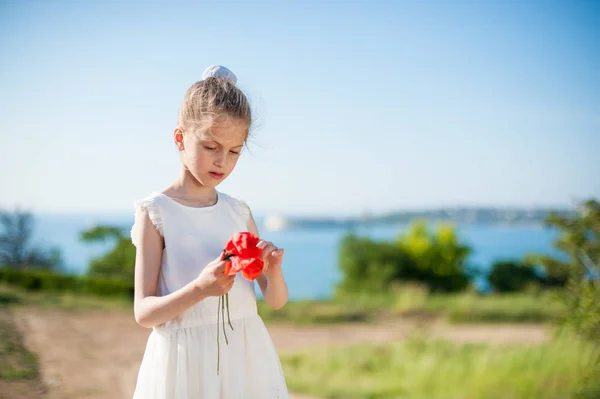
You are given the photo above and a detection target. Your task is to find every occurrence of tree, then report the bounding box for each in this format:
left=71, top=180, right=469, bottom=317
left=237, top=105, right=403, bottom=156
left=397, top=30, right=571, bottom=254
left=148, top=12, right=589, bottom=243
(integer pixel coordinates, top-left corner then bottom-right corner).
left=80, top=225, right=136, bottom=281
left=488, top=260, right=541, bottom=292
left=0, top=209, right=62, bottom=270
left=336, top=234, right=415, bottom=295
left=396, top=221, right=472, bottom=292
left=336, top=220, right=473, bottom=295
left=533, top=199, right=600, bottom=341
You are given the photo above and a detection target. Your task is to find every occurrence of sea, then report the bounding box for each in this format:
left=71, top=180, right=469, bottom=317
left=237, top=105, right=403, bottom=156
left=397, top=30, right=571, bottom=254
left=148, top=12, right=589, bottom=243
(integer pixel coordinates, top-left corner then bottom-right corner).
left=30, top=213, right=561, bottom=300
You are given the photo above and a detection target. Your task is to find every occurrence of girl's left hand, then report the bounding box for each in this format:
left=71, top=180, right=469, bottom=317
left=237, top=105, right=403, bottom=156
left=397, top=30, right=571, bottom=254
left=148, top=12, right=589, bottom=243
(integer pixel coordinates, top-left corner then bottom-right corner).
left=257, top=240, right=284, bottom=278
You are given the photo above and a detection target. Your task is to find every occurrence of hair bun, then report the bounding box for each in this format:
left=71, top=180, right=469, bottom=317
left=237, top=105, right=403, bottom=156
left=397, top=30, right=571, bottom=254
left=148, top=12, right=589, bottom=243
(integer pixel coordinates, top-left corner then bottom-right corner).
left=201, top=65, right=237, bottom=85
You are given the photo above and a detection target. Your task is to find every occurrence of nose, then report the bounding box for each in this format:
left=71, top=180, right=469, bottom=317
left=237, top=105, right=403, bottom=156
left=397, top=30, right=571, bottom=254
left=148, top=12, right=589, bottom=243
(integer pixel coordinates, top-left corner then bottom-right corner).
left=214, top=149, right=227, bottom=168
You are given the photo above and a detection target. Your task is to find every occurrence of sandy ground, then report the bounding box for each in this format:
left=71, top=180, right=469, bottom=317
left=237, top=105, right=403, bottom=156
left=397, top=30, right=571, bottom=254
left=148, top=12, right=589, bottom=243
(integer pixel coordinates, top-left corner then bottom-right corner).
left=12, top=308, right=549, bottom=399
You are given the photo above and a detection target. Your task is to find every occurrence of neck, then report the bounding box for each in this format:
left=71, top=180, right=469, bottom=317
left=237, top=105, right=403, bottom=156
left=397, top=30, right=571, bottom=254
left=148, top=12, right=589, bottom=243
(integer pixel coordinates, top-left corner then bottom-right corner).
left=167, top=169, right=218, bottom=204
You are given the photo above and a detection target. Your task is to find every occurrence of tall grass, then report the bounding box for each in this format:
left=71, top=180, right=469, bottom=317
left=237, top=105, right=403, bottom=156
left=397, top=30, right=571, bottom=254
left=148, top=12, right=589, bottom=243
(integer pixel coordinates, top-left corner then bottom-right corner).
left=281, top=335, right=600, bottom=399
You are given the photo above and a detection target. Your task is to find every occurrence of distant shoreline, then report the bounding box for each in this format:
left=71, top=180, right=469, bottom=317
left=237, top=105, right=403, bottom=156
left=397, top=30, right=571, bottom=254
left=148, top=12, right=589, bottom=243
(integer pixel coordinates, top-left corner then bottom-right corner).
left=263, top=207, right=572, bottom=231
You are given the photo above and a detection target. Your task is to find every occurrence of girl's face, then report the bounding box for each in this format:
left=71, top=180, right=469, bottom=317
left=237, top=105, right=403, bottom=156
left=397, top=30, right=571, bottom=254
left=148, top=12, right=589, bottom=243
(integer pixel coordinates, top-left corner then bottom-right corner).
left=176, top=117, right=247, bottom=188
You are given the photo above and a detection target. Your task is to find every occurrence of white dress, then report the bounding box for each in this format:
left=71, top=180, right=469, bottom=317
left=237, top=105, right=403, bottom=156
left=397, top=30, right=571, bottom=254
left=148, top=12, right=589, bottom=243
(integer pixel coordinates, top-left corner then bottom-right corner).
left=130, top=191, right=289, bottom=399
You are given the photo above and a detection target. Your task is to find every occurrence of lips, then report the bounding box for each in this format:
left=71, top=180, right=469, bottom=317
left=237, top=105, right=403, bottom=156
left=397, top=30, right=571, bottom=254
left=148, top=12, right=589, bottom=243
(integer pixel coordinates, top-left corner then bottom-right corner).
left=209, top=172, right=224, bottom=179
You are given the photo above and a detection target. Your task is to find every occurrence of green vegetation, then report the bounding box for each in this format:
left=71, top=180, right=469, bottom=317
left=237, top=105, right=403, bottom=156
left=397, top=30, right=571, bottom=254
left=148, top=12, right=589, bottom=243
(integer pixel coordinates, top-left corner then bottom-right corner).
left=0, top=283, right=131, bottom=312
left=258, top=287, right=564, bottom=325
left=0, top=292, right=45, bottom=394
left=80, top=225, right=136, bottom=281
left=337, top=221, right=472, bottom=295
left=488, top=260, right=547, bottom=292
left=281, top=335, right=600, bottom=399
left=532, top=199, right=600, bottom=341
left=0, top=308, right=40, bottom=381
left=0, top=277, right=563, bottom=324
left=0, top=268, right=133, bottom=300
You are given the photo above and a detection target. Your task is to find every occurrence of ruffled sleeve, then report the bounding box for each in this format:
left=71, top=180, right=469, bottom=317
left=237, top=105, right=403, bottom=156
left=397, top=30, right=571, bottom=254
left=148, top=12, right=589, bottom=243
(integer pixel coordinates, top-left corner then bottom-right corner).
left=130, top=194, right=163, bottom=247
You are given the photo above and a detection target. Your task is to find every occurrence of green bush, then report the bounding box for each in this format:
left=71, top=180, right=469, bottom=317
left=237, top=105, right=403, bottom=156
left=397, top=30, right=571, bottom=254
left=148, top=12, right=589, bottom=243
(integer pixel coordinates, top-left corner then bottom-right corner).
left=488, top=260, right=542, bottom=292
left=336, top=235, right=416, bottom=294
left=337, top=221, right=472, bottom=295
left=396, top=221, right=472, bottom=292
left=0, top=268, right=133, bottom=299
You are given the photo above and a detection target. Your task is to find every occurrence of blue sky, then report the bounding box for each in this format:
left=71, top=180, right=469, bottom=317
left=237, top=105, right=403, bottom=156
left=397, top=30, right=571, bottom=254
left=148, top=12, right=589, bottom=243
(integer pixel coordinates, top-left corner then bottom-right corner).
left=1, top=0, right=598, bottom=216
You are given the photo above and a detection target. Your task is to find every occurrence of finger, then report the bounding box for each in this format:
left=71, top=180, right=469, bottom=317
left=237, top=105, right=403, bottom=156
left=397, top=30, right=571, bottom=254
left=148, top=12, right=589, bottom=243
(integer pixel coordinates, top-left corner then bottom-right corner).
left=215, top=260, right=231, bottom=270
left=260, top=244, right=276, bottom=261
left=220, top=273, right=235, bottom=282
left=220, top=275, right=234, bottom=287
left=271, top=248, right=284, bottom=257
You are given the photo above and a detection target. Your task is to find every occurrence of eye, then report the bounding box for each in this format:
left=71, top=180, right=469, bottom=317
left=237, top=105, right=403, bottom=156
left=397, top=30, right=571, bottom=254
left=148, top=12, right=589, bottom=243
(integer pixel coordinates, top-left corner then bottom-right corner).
left=229, top=150, right=240, bottom=155
left=203, top=145, right=217, bottom=151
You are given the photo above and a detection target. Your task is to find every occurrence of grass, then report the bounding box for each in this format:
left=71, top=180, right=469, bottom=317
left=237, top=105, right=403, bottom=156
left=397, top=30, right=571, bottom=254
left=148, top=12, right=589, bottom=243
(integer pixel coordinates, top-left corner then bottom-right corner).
left=259, top=285, right=565, bottom=325
left=1, top=282, right=565, bottom=325
left=0, top=283, right=131, bottom=312
left=423, top=291, right=566, bottom=323
left=0, top=287, right=47, bottom=398
left=0, top=308, right=39, bottom=381
left=281, top=335, right=600, bottom=399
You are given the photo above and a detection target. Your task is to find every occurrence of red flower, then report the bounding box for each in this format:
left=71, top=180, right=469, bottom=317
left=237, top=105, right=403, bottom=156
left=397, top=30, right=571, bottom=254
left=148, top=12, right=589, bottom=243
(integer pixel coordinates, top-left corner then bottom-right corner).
left=225, top=232, right=262, bottom=259
left=223, top=232, right=264, bottom=281
left=217, top=231, right=264, bottom=375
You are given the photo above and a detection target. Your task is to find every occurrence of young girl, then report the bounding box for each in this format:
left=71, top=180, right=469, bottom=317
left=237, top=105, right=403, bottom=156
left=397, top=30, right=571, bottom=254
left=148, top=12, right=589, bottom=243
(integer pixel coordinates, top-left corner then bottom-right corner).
left=130, top=65, right=289, bottom=398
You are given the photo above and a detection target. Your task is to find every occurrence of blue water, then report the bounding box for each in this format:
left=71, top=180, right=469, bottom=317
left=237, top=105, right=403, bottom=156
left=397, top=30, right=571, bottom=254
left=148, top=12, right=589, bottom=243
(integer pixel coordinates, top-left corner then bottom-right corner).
left=31, top=214, right=560, bottom=299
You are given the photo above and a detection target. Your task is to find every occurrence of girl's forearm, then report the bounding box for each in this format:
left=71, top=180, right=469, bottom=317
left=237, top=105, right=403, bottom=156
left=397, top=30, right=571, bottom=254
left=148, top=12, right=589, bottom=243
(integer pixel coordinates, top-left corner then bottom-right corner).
left=134, top=281, right=206, bottom=328
left=262, top=272, right=288, bottom=310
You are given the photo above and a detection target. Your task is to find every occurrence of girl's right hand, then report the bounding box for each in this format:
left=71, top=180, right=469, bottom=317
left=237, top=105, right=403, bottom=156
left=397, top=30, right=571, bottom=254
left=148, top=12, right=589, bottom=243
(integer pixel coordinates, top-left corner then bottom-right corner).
left=194, top=254, right=235, bottom=297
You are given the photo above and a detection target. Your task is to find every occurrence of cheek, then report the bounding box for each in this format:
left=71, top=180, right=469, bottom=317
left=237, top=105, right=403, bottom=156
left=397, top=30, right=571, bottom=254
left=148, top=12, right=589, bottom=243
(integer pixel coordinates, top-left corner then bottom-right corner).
left=184, top=147, right=206, bottom=167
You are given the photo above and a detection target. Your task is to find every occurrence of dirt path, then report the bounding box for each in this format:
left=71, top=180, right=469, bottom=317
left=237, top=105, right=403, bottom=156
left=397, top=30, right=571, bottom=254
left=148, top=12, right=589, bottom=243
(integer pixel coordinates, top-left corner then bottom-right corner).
left=13, top=308, right=549, bottom=399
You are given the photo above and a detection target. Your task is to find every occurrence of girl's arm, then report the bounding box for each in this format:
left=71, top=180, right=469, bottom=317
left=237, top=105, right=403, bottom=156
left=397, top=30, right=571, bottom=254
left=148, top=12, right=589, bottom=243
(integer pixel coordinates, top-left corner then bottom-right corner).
left=133, top=208, right=233, bottom=328
left=247, top=210, right=288, bottom=310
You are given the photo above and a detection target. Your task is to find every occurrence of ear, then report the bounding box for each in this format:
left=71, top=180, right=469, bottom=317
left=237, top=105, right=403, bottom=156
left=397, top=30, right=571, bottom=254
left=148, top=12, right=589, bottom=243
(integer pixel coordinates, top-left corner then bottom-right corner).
left=174, top=128, right=185, bottom=151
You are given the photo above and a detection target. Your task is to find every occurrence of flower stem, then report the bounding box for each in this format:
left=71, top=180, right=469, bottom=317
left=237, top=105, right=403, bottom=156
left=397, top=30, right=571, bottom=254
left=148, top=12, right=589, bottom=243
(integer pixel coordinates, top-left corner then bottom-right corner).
left=217, top=295, right=221, bottom=375
left=222, top=294, right=228, bottom=345
left=226, top=293, right=233, bottom=330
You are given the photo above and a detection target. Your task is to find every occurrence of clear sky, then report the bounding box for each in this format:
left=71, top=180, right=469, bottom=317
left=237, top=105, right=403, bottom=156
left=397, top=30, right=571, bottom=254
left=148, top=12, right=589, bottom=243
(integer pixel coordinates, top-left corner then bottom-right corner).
left=1, top=0, right=598, bottom=216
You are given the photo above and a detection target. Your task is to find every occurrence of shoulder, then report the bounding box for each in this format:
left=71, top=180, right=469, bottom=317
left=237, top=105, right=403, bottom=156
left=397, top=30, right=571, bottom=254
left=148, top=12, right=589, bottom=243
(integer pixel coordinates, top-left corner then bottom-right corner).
left=131, top=192, right=165, bottom=246
left=134, top=192, right=163, bottom=210
left=134, top=192, right=166, bottom=227
left=218, top=191, right=251, bottom=222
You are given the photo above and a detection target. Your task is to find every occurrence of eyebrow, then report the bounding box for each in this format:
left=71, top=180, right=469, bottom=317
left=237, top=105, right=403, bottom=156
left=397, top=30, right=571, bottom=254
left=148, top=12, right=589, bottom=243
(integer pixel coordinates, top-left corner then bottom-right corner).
left=202, top=138, right=244, bottom=149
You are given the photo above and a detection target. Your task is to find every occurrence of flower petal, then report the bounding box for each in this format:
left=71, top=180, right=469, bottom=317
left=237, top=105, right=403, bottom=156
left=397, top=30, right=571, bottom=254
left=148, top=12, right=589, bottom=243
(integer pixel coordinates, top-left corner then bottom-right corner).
left=225, top=257, right=245, bottom=275
left=241, top=258, right=264, bottom=281
left=226, top=232, right=261, bottom=258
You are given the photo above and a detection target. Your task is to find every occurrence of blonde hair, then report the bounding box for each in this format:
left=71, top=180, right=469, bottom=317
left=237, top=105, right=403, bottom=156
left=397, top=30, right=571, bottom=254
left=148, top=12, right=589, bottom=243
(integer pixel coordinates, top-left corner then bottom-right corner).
left=177, top=77, right=252, bottom=138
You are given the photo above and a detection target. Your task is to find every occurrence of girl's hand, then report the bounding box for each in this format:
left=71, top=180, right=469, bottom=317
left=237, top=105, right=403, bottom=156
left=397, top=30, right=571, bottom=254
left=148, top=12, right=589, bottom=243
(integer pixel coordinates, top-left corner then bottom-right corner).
left=194, top=254, right=235, bottom=297
left=257, top=240, right=284, bottom=278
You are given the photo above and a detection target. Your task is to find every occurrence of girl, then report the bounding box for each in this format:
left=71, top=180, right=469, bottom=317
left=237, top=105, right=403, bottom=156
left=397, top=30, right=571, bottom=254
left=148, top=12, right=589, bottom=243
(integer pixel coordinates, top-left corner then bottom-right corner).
left=130, top=65, right=289, bottom=398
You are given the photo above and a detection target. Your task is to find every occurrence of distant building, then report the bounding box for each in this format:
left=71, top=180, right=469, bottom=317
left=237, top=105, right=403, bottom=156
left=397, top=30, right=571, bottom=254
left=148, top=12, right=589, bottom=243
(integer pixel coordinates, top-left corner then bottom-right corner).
left=263, top=215, right=290, bottom=232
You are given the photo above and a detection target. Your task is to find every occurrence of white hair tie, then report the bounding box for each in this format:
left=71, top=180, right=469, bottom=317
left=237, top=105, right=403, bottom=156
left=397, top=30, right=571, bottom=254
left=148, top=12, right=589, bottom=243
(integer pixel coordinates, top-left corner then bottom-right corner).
left=201, top=65, right=237, bottom=85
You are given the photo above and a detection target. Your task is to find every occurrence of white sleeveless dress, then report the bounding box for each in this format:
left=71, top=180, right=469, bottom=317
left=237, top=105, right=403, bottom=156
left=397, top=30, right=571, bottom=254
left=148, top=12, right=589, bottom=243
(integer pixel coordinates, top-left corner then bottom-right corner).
left=130, top=191, right=289, bottom=399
